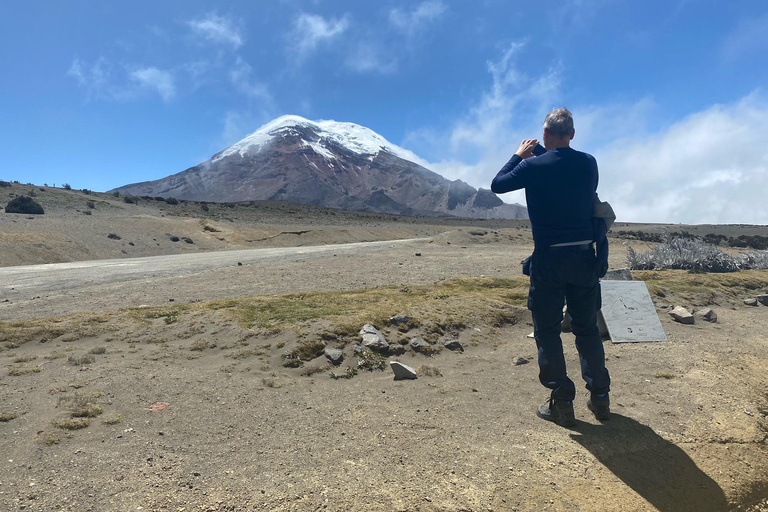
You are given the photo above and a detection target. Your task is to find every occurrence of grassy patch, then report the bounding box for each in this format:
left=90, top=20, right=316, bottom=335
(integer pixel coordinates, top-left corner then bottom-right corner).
left=635, top=270, right=768, bottom=305
left=8, top=364, right=40, bottom=376
left=0, top=412, right=17, bottom=422
left=356, top=351, right=387, bottom=372
left=655, top=372, right=676, bottom=380
left=13, top=354, right=37, bottom=363
left=101, top=414, right=123, bottom=425
left=34, top=431, right=61, bottom=445
left=52, top=417, right=91, bottom=430
left=67, top=354, right=95, bottom=366
left=89, top=347, right=107, bottom=355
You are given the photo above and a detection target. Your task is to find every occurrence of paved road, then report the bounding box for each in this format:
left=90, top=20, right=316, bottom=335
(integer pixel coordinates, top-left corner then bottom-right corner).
left=0, top=238, right=427, bottom=298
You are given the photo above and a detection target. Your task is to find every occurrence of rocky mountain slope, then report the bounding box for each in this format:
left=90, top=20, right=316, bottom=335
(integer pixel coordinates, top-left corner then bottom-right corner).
left=112, top=115, right=527, bottom=219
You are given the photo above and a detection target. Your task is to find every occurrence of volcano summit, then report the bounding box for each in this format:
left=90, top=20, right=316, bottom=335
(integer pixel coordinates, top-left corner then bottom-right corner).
left=112, top=115, right=527, bottom=219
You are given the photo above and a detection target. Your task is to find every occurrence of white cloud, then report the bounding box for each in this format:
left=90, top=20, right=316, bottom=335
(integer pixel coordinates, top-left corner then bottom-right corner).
left=290, top=12, right=350, bottom=62
left=404, top=41, right=561, bottom=205
left=345, top=43, right=398, bottom=74
left=67, top=58, right=120, bottom=100
left=187, top=13, right=243, bottom=48
left=229, top=57, right=271, bottom=100
left=130, top=67, right=176, bottom=102
left=390, top=1, right=447, bottom=34
left=591, top=93, right=768, bottom=224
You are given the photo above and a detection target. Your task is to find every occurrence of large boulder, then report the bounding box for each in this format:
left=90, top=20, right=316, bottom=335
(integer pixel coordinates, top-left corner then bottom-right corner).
left=359, top=324, right=389, bottom=352
left=5, top=196, right=44, bottom=214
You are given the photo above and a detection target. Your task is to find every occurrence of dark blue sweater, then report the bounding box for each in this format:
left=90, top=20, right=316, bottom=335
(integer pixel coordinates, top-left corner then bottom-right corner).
left=491, top=147, right=598, bottom=248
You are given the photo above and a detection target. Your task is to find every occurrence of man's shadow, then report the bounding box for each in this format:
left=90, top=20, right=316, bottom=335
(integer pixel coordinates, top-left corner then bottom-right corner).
left=570, top=414, right=729, bottom=512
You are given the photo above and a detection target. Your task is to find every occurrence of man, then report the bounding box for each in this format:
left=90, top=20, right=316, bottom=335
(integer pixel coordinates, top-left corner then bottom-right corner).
left=490, top=107, right=610, bottom=428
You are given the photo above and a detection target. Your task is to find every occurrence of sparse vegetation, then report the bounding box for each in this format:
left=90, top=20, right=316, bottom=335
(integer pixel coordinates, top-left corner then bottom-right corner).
left=8, top=365, right=40, bottom=376
left=13, top=354, right=37, bottom=363
left=86, top=200, right=95, bottom=209
left=655, top=372, right=676, bottom=379
left=52, top=417, right=91, bottom=430
left=67, top=354, right=95, bottom=366
left=62, top=183, right=72, bottom=190
left=627, top=235, right=768, bottom=273
left=89, top=347, right=107, bottom=355
left=0, top=412, right=17, bottom=422
left=356, top=351, right=386, bottom=371
left=101, top=414, right=123, bottom=425
left=419, top=365, right=443, bottom=377
left=5, top=195, right=44, bottom=214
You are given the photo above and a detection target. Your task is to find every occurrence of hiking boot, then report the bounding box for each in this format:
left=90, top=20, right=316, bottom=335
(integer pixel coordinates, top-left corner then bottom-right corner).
left=587, top=393, right=611, bottom=421
left=537, top=397, right=576, bottom=428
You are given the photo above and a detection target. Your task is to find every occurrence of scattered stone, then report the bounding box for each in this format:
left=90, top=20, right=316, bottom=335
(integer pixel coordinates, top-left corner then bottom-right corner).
left=669, top=306, right=694, bottom=324
left=409, top=337, right=432, bottom=352
left=415, top=253, right=422, bottom=257
left=390, top=361, right=417, bottom=380
left=107, top=233, right=121, bottom=240
left=469, top=230, right=487, bottom=236
left=388, top=344, right=408, bottom=356
left=170, top=236, right=180, bottom=242
left=324, top=348, right=343, bottom=366
left=389, top=313, right=411, bottom=326
left=359, top=324, right=389, bottom=352
left=744, top=298, right=759, bottom=307
left=526, top=332, right=535, bottom=339
left=603, top=268, right=633, bottom=281
left=182, top=237, right=194, bottom=244
left=441, top=338, right=463, bottom=351
left=237, top=262, right=242, bottom=266
left=352, top=344, right=365, bottom=355
left=512, top=356, right=529, bottom=366
left=757, top=294, right=768, bottom=306
left=695, top=308, right=718, bottom=323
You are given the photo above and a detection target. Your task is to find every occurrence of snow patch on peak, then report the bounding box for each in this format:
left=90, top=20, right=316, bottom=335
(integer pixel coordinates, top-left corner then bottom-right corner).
left=213, top=114, right=428, bottom=167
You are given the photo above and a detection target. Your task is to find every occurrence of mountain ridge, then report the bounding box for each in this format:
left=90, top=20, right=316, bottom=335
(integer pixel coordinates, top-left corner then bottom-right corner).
left=112, top=115, right=528, bottom=220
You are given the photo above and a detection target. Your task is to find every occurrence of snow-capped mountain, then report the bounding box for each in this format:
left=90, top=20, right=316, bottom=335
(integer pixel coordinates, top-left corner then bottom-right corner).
left=111, top=115, right=528, bottom=219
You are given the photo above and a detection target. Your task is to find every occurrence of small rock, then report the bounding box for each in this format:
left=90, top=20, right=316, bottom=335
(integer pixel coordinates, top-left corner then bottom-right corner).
left=757, top=294, right=768, bottom=306
left=390, top=361, right=417, bottom=380
left=237, top=262, right=242, bottom=266
left=669, top=306, right=694, bottom=324
left=324, top=348, right=344, bottom=366
left=441, top=338, right=463, bottom=351
left=170, top=236, right=180, bottom=242
left=695, top=308, right=718, bottom=323
left=359, top=324, right=389, bottom=352
left=415, top=252, right=422, bottom=257
left=389, top=313, right=411, bottom=326
left=409, top=337, right=432, bottom=352
left=182, top=237, right=194, bottom=244
left=352, top=344, right=365, bottom=355
left=744, top=298, right=759, bottom=307
left=388, top=344, right=408, bottom=356
left=107, top=233, right=121, bottom=240
left=512, top=356, right=528, bottom=366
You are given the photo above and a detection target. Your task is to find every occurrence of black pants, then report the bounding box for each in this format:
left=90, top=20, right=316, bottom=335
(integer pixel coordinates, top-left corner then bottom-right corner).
left=528, top=244, right=611, bottom=401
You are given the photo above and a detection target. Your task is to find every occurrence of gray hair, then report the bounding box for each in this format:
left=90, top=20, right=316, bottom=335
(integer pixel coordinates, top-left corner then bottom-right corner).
left=543, top=107, right=574, bottom=137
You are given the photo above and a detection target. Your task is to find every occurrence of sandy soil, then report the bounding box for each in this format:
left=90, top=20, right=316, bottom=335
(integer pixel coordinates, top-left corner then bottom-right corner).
left=1, top=185, right=767, bottom=511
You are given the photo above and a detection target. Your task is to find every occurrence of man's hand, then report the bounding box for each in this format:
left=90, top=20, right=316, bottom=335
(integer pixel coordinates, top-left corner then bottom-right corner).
left=515, top=139, right=540, bottom=159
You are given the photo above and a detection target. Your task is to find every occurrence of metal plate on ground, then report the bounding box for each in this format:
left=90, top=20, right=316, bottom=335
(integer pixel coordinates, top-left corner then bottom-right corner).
left=599, top=281, right=667, bottom=343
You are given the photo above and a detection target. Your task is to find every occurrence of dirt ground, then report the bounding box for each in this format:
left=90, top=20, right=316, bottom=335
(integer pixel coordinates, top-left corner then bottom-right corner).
left=1, top=185, right=768, bottom=511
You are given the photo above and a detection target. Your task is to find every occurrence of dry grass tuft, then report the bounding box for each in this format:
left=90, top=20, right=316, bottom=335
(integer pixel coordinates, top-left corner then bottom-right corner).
left=8, top=364, right=41, bottom=376
left=52, top=417, right=91, bottom=430
left=0, top=412, right=17, bottom=422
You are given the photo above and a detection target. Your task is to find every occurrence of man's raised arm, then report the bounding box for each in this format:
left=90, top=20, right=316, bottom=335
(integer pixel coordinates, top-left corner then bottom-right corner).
left=490, top=138, right=539, bottom=194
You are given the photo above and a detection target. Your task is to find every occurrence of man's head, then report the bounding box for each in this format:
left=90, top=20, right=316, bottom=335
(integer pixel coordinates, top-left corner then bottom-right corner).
left=543, top=107, right=575, bottom=149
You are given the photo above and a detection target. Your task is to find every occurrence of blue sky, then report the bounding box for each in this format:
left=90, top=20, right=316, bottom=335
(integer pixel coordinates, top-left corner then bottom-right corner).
left=2, top=0, right=767, bottom=224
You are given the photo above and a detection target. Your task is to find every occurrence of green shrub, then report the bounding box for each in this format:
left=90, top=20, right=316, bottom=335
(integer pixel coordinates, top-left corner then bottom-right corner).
left=5, top=196, right=44, bottom=214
